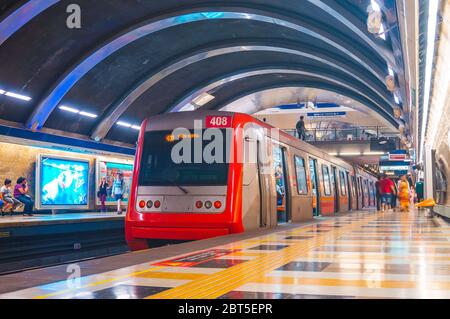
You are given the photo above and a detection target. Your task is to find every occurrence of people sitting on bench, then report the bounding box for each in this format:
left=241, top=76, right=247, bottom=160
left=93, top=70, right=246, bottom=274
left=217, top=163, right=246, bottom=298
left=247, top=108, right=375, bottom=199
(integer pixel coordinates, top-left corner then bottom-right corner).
left=1, top=178, right=23, bottom=215
left=14, top=177, right=34, bottom=216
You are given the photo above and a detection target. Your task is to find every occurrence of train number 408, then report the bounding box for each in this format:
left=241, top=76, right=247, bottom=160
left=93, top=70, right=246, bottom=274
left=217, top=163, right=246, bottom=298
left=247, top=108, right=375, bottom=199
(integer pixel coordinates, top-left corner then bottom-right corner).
left=206, top=115, right=232, bottom=128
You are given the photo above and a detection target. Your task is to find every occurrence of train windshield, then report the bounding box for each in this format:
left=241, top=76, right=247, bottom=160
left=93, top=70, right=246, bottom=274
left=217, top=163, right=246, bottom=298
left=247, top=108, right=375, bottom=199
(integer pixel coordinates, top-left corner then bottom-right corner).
left=138, top=129, right=231, bottom=186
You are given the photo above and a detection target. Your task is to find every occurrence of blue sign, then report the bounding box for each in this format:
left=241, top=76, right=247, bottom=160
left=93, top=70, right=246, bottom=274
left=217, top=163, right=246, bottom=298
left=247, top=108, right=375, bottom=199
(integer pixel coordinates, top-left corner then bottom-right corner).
left=307, top=111, right=346, bottom=118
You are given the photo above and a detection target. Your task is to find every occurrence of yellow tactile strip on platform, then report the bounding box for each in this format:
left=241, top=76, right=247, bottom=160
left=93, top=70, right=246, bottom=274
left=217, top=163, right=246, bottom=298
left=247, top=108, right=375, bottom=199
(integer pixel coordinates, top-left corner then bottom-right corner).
left=147, top=214, right=379, bottom=299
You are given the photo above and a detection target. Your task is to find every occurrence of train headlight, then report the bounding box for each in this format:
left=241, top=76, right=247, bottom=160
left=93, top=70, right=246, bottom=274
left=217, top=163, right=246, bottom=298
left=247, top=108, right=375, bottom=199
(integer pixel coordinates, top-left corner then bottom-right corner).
left=214, top=201, right=222, bottom=209
left=138, top=200, right=146, bottom=209
left=146, top=200, right=153, bottom=208
left=195, top=201, right=203, bottom=209
left=154, top=200, right=161, bottom=208
left=205, top=201, right=212, bottom=209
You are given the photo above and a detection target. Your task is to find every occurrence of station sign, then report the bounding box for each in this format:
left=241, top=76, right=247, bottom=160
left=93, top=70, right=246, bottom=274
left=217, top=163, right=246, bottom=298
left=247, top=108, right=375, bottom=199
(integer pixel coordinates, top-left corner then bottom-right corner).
left=388, top=150, right=408, bottom=161
left=306, top=111, right=346, bottom=119
left=380, top=165, right=410, bottom=171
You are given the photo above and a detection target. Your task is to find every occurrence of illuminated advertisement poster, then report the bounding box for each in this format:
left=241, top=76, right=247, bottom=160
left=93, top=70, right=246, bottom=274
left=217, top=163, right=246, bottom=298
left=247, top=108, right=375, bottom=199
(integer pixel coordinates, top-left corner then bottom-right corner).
left=36, top=155, right=90, bottom=209
left=96, top=160, right=133, bottom=205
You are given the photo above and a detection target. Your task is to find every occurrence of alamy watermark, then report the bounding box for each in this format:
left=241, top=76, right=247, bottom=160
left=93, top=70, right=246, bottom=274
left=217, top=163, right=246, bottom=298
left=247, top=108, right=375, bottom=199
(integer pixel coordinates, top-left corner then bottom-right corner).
left=66, top=4, right=81, bottom=29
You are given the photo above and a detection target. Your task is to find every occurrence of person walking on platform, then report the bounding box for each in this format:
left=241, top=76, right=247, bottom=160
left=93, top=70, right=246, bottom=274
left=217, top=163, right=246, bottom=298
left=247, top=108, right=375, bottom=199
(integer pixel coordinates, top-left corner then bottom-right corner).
left=112, top=172, right=125, bottom=215
left=14, top=177, right=34, bottom=216
left=415, top=178, right=424, bottom=203
left=378, top=174, right=396, bottom=212
left=1, top=179, right=22, bottom=214
left=98, top=176, right=109, bottom=213
left=296, top=116, right=306, bottom=141
left=398, top=175, right=411, bottom=212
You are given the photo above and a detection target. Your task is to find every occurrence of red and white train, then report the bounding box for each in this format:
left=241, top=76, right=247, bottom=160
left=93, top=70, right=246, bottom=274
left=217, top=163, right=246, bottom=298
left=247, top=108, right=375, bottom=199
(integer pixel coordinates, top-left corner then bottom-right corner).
left=126, top=111, right=377, bottom=250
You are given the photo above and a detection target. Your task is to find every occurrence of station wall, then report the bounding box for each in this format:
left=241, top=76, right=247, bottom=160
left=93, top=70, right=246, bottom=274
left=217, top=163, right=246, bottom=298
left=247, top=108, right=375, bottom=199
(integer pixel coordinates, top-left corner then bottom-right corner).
left=0, top=141, right=133, bottom=212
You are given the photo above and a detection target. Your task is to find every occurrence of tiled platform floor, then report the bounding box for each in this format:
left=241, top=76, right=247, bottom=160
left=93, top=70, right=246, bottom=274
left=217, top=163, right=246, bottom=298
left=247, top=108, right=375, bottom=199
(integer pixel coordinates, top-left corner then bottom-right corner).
left=1, top=210, right=449, bottom=299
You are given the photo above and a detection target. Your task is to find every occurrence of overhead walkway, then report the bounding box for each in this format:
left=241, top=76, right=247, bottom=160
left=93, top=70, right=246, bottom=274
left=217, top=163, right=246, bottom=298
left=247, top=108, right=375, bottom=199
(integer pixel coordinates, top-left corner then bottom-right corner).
left=1, top=209, right=448, bottom=299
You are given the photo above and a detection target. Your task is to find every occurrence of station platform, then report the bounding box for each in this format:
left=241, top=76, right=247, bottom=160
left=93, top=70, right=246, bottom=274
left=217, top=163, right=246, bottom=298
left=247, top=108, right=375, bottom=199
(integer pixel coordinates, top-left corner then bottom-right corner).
left=0, top=209, right=448, bottom=299
left=0, top=212, right=124, bottom=228
left=0, top=212, right=127, bottom=274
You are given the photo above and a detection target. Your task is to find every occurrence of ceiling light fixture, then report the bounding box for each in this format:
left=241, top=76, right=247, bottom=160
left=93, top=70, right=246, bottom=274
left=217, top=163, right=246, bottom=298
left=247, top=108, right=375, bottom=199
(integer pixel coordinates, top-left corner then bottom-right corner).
left=3, top=91, right=31, bottom=101
left=59, top=105, right=80, bottom=113
left=192, top=92, right=215, bottom=107
left=79, top=111, right=98, bottom=118
left=59, top=105, right=98, bottom=118
left=117, top=121, right=132, bottom=128
left=420, top=0, right=439, bottom=162
left=0, top=89, right=5, bottom=95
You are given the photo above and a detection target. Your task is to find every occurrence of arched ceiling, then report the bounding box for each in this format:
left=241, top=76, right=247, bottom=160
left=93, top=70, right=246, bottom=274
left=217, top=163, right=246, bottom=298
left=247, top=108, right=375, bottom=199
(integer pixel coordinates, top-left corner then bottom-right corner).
left=0, top=0, right=408, bottom=147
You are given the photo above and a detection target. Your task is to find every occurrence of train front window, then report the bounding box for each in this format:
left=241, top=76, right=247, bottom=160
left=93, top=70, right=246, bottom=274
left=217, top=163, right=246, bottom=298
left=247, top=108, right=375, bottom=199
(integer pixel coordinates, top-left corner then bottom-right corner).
left=138, top=129, right=231, bottom=186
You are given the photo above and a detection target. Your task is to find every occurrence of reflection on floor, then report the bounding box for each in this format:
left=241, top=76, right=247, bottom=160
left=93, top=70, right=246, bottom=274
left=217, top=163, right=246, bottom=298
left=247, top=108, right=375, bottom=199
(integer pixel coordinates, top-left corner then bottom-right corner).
left=1, top=210, right=449, bottom=299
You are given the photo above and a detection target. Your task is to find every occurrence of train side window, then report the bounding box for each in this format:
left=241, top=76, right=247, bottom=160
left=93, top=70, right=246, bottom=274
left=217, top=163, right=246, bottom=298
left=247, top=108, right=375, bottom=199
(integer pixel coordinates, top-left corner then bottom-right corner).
left=294, top=156, right=308, bottom=195
left=322, top=164, right=332, bottom=195
left=339, top=170, right=346, bottom=196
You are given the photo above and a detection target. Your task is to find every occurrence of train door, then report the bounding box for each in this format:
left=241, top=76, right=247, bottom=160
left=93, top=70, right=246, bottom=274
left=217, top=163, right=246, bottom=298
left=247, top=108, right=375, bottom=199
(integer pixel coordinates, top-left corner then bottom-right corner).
left=273, top=145, right=290, bottom=224
left=309, top=158, right=320, bottom=216
left=357, top=176, right=363, bottom=209
left=346, top=171, right=352, bottom=210
left=331, top=166, right=339, bottom=214
left=352, top=175, right=357, bottom=210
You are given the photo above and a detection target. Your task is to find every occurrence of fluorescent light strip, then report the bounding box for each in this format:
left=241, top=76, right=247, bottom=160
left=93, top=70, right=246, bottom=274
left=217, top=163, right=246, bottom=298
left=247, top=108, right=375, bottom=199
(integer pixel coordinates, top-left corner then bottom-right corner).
left=3, top=91, right=31, bottom=101
left=0, top=89, right=5, bottom=94
left=131, top=125, right=141, bottom=130
left=59, top=105, right=98, bottom=119
left=420, top=0, right=439, bottom=162
left=59, top=105, right=79, bottom=113
left=117, top=121, right=132, bottom=128
left=388, top=67, right=394, bottom=76
left=79, top=111, right=97, bottom=118
left=394, top=94, right=400, bottom=104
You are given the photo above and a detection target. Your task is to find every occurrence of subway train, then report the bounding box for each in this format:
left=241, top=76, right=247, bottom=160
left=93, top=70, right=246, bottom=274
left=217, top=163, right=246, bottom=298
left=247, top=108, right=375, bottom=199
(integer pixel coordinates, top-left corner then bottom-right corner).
left=125, top=111, right=377, bottom=250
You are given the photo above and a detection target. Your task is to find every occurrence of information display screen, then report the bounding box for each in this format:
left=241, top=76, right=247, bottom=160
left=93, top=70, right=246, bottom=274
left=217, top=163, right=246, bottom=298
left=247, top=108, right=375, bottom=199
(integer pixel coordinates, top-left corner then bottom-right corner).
left=96, top=160, right=133, bottom=205
left=38, top=155, right=89, bottom=208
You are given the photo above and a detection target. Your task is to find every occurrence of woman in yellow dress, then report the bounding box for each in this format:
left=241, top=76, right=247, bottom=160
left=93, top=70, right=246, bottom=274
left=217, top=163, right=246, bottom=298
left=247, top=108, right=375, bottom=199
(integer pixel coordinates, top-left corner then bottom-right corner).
left=398, top=175, right=410, bottom=212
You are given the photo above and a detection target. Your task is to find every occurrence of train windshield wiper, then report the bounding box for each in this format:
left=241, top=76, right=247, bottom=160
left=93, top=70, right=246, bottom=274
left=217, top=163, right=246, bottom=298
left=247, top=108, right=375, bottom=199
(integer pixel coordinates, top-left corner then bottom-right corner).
left=177, top=185, right=189, bottom=194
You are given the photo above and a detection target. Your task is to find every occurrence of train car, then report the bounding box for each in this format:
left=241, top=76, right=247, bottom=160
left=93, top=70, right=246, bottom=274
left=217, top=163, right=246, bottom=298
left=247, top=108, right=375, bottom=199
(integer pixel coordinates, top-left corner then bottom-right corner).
left=126, top=111, right=377, bottom=250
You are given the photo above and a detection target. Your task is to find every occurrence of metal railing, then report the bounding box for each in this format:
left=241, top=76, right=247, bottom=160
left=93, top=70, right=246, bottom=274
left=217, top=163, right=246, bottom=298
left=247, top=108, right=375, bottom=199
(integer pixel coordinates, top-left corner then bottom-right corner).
left=285, top=126, right=398, bottom=143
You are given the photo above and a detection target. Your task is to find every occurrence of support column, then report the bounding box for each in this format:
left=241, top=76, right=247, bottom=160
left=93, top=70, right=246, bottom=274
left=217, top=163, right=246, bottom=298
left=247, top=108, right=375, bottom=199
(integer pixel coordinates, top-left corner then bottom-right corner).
left=423, top=144, right=434, bottom=199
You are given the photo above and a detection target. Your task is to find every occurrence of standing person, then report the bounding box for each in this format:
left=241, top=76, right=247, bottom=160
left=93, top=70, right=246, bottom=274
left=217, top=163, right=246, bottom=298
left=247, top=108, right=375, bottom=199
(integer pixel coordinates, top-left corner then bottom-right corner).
left=378, top=174, right=396, bottom=211
left=98, top=176, right=108, bottom=213
left=111, top=172, right=125, bottom=215
left=1, top=179, right=22, bottom=214
left=14, top=177, right=34, bottom=216
left=296, top=116, right=306, bottom=141
left=391, top=178, right=399, bottom=211
left=398, top=175, right=411, bottom=212
left=415, top=178, right=424, bottom=203
left=375, top=175, right=381, bottom=211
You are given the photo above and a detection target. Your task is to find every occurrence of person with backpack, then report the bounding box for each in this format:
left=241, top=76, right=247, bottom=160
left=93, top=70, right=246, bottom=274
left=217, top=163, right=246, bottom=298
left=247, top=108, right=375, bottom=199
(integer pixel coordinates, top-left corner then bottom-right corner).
left=111, top=172, right=125, bottom=214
